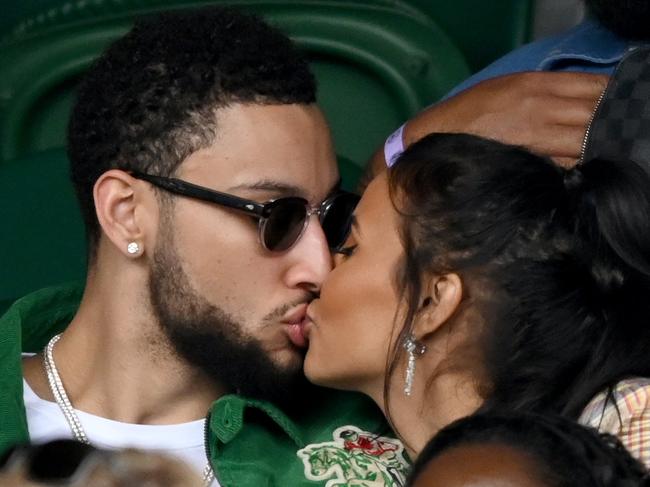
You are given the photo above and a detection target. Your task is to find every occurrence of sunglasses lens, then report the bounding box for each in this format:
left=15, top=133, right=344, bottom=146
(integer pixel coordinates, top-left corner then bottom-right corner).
left=321, top=193, right=360, bottom=249
left=263, top=199, right=309, bottom=251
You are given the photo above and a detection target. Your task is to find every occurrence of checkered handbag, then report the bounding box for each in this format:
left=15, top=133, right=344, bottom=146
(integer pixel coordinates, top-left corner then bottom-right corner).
left=582, top=46, right=650, bottom=166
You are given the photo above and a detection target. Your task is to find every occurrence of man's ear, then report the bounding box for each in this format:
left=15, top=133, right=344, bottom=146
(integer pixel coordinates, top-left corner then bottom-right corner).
left=94, top=169, right=153, bottom=258
left=413, top=273, right=463, bottom=339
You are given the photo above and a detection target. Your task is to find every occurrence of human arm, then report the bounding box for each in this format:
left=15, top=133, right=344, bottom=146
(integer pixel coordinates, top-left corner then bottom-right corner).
left=361, top=71, right=608, bottom=189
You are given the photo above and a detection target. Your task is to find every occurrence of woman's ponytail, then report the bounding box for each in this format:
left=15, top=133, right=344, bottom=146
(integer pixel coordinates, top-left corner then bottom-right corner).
left=576, top=157, right=650, bottom=281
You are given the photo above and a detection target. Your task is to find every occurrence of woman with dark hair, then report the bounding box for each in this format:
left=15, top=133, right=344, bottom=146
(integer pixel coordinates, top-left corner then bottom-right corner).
left=303, top=133, right=650, bottom=465
left=407, top=412, right=648, bottom=487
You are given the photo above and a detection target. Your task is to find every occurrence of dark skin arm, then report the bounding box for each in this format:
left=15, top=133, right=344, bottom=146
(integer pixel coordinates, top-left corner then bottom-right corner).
left=361, top=71, right=609, bottom=190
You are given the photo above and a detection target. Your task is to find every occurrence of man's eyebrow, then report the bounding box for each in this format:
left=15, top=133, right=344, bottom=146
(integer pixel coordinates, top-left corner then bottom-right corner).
left=229, top=181, right=306, bottom=198
left=230, top=178, right=343, bottom=200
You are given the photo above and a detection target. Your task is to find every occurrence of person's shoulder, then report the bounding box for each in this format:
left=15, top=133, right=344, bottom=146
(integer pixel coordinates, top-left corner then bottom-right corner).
left=0, top=282, right=82, bottom=351
left=209, top=390, right=410, bottom=487
left=2, top=282, right=83, bottom=323
left=209, top=388, right=389, bottom=444
left=445, top=18, right=626, bottom=98
left=445, top=28, right=572, bottom=97
left=581, top=378, right=650, bottom=433
left=294, top=389, right=411, bottom=486
left=612, top=378, right=650, bottom=416
left=602, top=378, right=650, bottom=469
left=292, top=388, right=389, bottom=437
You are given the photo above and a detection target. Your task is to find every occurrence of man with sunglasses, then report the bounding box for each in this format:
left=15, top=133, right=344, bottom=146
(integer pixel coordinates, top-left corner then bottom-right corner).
left=0, top=6, right=405, bottom=487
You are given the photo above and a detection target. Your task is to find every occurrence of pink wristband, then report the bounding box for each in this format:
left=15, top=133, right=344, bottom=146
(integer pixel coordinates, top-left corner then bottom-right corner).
left=384, top=124, right=405, bottom=167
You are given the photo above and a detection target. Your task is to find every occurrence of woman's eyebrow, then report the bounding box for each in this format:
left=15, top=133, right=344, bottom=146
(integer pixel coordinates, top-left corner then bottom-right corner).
left=350, top=215, right=361, bottom=236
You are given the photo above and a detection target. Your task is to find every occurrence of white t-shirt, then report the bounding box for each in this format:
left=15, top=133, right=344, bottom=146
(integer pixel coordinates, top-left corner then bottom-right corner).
left=23, top=379, right=219, bottom=486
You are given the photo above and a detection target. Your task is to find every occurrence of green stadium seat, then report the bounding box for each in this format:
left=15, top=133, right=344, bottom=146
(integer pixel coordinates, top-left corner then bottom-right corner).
left=0, top=0, right=470, bottom=168
left=1, top=0, right=534, bottom=310
left=399, top=0, right=534, bottom=73
left=0, top=149, right=86, bottom=314
left=1, top=1, right=534, bottom=74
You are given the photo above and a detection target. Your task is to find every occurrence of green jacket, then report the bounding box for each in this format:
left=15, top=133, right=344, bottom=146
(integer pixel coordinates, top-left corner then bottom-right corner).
left=0, top=283, right=410, bottom=486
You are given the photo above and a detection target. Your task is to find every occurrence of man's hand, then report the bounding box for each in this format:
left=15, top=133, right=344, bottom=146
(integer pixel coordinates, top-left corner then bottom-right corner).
left=362, top=71, right=608, bottom=189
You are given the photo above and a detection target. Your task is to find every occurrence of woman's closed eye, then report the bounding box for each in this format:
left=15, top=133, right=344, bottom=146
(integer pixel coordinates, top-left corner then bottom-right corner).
left=334, top=233, right=358, bottom=261
left=335, top=244, right=357, bottom=258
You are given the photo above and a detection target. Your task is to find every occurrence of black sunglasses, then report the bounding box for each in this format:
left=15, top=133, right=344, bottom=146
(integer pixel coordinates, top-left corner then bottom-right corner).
left=130, top=171, right=360, bottom=252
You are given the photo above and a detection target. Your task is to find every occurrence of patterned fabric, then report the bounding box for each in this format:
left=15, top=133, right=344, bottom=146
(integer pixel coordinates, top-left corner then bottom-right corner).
left=579, top=378, right=650, bottom=469
left=297, top=426, right=409, bottom=486
left=582, top=46, right=650, bottom=165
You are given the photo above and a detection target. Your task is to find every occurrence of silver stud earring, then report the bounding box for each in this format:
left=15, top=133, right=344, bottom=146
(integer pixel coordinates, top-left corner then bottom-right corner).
left=403, top=334, right=427, bottom=396
left=127, top=242, right=140, bottom=255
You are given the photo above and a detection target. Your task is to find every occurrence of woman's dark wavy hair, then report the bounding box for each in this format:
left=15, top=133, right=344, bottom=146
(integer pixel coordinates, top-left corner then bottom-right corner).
left=67, top=6, right=316, bottom=258
left=407, top=412, right=649, bottom=487
left=386, top=133, right=650, bottom=420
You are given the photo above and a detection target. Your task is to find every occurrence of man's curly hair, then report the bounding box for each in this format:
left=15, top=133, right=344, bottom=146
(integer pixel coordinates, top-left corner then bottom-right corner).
left=67, top=6, right=316, bottom=254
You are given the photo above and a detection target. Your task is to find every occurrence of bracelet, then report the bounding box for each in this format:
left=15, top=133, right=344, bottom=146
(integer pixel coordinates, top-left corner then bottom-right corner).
left=384, top=124, right=405, bottom=167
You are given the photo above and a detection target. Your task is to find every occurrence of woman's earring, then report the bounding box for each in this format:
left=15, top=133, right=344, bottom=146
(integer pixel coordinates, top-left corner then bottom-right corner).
left=403, top=334, right=427, bottom=396
left=127, top=242, right=141, bottom=255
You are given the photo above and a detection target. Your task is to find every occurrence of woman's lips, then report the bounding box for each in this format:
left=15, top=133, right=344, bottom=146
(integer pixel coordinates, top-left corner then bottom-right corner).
left=301, top=307, right=318, bottom=343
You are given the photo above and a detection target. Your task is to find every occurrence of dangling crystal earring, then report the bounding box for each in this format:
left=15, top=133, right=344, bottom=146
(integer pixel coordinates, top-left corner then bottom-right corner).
left=403, top=334, right=427, bottom=396
left=127, top=242, right=140, bottom=255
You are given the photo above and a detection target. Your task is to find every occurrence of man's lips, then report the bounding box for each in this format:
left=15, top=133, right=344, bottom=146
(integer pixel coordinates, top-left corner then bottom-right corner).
left=282, top=304, right=309, bottom=348
left=302, top=303, right=318, bottom=343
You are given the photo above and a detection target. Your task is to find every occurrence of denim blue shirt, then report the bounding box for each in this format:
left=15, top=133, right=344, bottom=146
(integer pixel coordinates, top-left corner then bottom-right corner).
left=446, top=18, right=640, bottom=98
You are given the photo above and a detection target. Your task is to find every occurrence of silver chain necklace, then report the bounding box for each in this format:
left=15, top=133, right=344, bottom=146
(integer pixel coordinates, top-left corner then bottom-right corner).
left=43, top=333, right=215, bottom=485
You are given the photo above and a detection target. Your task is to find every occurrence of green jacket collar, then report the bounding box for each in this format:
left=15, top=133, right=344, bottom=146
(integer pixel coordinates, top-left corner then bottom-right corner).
left=0, top=282, right=82, bottom=454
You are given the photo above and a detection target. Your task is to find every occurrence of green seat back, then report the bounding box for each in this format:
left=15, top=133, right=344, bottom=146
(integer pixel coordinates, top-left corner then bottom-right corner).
left=0, top=149, right=86, bottom=314
left=0, top=0, right=470, bottom=169
left=2, top=1, right=533, bottom=74
left=0, top=1, right=476, bottom=310
left=399, top=0, right=534, bottom=72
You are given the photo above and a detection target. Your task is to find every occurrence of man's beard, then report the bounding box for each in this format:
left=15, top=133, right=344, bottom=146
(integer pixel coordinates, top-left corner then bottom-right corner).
left=586, top=0, right=650, bottom=40
left=147, top=226, right=314, bottom=413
